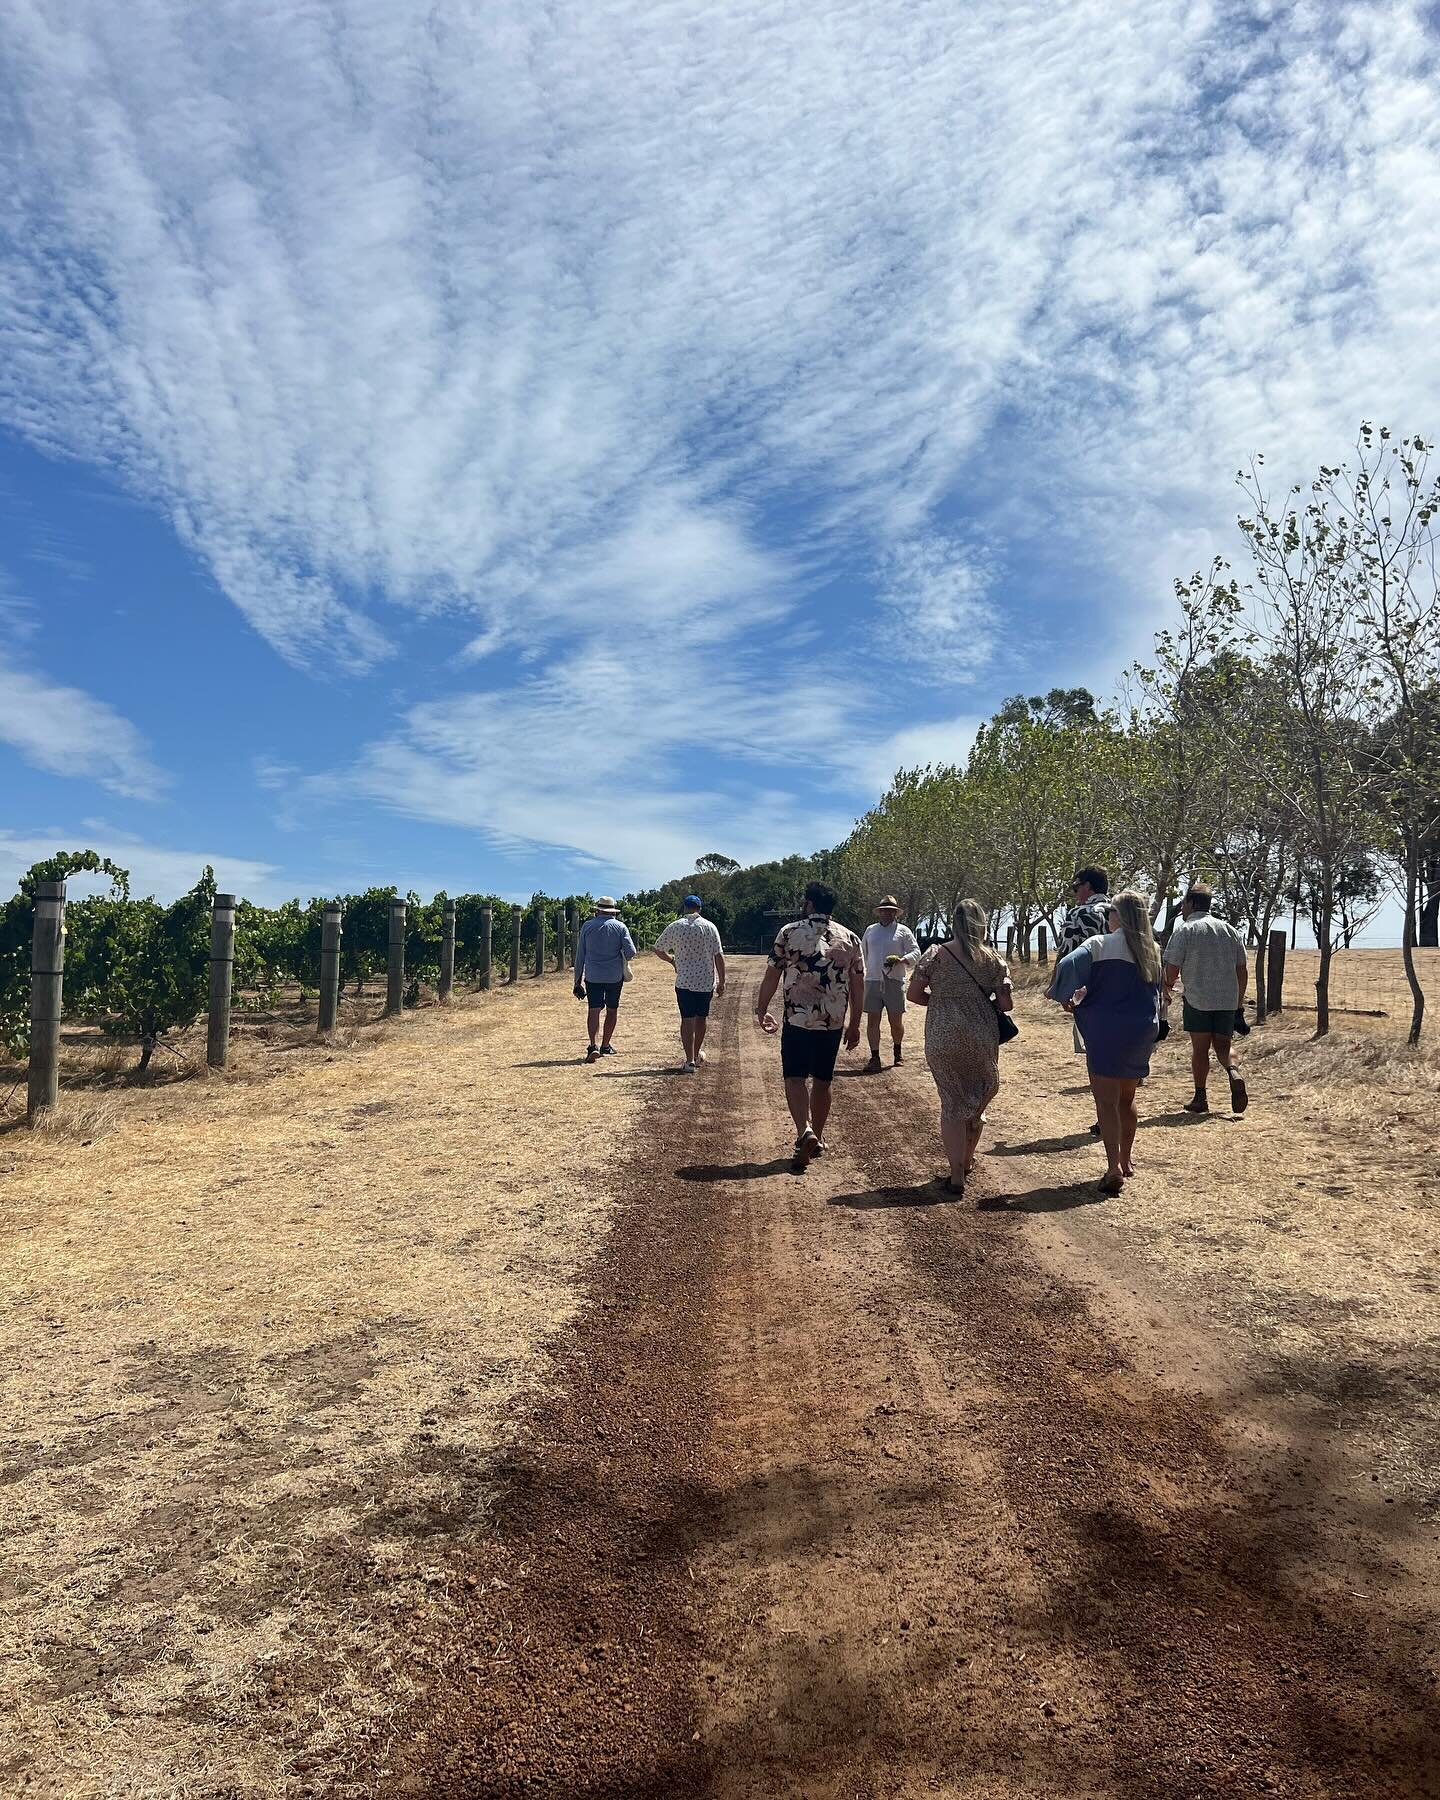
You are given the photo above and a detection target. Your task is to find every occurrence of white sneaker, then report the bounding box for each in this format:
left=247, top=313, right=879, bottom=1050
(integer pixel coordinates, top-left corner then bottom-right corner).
left=696, top=1050, right=707, bottom=1065
left=681, top=1059, right=696, bottom=1073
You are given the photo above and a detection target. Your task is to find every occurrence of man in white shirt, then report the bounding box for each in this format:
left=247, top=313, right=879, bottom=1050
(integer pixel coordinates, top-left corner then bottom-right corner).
left=860, top=896, right=920, bottom=1072
left=652, top=895, right=726, bottom=1072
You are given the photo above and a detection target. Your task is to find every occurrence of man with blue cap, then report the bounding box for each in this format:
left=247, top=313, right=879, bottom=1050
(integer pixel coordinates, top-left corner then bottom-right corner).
left=653, top=894, right=726, bottom=1072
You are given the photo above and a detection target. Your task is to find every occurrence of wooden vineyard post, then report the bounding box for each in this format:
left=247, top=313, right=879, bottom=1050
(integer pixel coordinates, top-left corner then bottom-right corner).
left=440, top=900, right=457, bottom=1003
left=1005, top=925, right=1015, bottom=960
left=386, top=898, right=407, bottom=1016
left=509, top=907, right=522, bottom=985
left=1267, top=929, right=1287, bottom=1014
left=318, top=903, right=343, bottom=1034
left=26, top=879, right=66, bottom=1122
left=480, top=906, right=493, bottom=990
left=567, top=901, right=578, bottom=970
left=534, top=902, right=546, bottom=978
left=553, top=904, right=564, bottom=972
left=206, top=892, right=237, bottom=1069
left=1037, top=925, right=1049, bottom=966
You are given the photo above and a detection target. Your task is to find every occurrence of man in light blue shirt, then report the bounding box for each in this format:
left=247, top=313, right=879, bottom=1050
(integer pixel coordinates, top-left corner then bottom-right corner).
left=573, top=897, right=637, bottom=1063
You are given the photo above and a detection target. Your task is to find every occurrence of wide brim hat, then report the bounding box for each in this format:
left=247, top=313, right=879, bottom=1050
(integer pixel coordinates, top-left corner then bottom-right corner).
left=594, top=896, right=619, bottom=912
left=875, top=895, right=901, bottom=911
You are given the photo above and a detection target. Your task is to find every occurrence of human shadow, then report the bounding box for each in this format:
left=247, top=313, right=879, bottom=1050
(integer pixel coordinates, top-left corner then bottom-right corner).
left=1140, top=1109, right=1220, bottom=1129
left=978, top=1182, right=1108, bottom=1214
left=828, top=1180, right=961, bottom=1210
left=510, top=1057, right=594, bottom=1069
left=677, top=1158, right=797, bottom=1182
left=989, top=1131, right=1095, bottom=1157
left=597, top=1067, right=687, bottom=1079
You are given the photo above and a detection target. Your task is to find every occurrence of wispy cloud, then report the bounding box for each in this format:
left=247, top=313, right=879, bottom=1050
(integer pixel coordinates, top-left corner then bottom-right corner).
left=2, top=0, right=1439, bottom=868
left=0, top=827, right=278, bottom=903
left=0, top=658, right=168, bottom=800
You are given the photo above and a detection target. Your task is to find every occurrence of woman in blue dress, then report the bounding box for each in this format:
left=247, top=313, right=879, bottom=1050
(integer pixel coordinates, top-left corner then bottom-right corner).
left=1049, top=890, right=1164, bottom=1195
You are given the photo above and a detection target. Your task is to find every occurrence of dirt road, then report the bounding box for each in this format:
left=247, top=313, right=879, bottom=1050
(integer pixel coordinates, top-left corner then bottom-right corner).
left=406, top=958, right=1440, bottom=1798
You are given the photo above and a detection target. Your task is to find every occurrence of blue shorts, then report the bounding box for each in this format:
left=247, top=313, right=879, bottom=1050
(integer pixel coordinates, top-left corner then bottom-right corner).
left=676, top=987, right=713, bottom=1018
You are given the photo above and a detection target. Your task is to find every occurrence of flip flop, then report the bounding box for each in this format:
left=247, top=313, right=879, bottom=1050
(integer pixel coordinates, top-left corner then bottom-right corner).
left=1229, top=1075, right=1249, bottom=1114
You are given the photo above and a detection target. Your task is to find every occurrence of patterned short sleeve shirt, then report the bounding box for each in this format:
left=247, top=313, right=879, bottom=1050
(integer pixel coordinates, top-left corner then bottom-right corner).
left=769, top=915, right=864, bottom=1030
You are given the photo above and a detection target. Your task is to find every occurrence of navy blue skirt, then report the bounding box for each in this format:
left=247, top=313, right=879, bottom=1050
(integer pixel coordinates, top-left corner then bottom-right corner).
left=1076, top=960, right=1161, bottom=1080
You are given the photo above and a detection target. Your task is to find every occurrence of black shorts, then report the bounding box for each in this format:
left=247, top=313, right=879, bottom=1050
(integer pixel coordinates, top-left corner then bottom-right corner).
left=780, top=1023, right=843, bottom=1083
left=584, top=980, right=623, bottom=1010
left=675, top=986, right=713, bottom=1018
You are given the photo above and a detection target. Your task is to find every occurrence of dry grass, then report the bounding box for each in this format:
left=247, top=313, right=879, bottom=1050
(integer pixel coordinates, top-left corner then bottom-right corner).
left=0, top=966, right=680, bottom=1799
left=22, top=1093, right=122, bottom=1143
left=1247, top=1021, right=1440, bottom=1125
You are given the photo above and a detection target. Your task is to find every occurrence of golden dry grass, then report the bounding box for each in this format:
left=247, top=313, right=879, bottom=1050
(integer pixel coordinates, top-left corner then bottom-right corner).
left=0, top=965, right=681, bottom=1799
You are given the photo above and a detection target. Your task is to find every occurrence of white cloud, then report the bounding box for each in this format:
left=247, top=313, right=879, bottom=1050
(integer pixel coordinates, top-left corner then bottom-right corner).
left=0, top=657, right=168, bottom=800
left=3, top=0, right=1440, bottom=855
left=0, top=829, right=281, bottom=904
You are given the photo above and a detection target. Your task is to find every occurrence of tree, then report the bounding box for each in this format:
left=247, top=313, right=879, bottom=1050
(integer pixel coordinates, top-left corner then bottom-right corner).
left=694, top=853, right=741, bottom=875
left=1238, top=457, right=1381, bottom=1035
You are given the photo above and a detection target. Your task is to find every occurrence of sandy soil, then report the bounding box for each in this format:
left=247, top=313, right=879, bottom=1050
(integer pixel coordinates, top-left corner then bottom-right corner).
left=3, top=956, right=1438, bottom=1796
left=0, top=971, right=674, bottom=1798
left=400, top=959, right=1439, bottom=1798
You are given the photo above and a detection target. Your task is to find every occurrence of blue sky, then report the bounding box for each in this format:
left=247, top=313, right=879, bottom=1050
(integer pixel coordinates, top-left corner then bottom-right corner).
left=3, top=0, right=1440, bottom=912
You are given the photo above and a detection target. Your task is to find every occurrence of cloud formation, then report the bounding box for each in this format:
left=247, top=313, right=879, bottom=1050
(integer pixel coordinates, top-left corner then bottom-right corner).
left=3, top=0, right=1439, bottom=877
left=0, top=657, right=168, bottom=800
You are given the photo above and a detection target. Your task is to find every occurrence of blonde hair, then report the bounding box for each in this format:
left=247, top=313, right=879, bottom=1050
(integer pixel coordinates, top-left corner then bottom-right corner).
left=952, top=897, right=989, bottom=961
left=1111, top=889, right=1161, bottom=984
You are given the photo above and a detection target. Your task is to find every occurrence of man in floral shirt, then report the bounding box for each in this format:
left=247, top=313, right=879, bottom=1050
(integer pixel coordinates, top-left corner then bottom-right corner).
left=754, top=880, right=864, bottom=1165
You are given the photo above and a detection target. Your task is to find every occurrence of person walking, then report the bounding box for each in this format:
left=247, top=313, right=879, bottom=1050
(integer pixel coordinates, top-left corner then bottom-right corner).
left=1052, top=865, right=1113, bottom=1138
left=906, top=898, right=1013, bottom=1197
left=653, top=895, right=725, bottom=1071
left=753, top=880, right=864, bottom=1165
left=1163, top=882, right=1250, bottom=1115
left=573, top=897, right=636, bottom=1063
left=1048, top=889, right=1164, bottom=1196
left=860, top=896, right=921, bottom=1071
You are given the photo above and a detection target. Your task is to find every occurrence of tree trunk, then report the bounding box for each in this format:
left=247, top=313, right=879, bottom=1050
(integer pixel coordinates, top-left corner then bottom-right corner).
left=1421, top=854, right=1440, bottom=948
left=1402, top=848, right=1425, bottom=1047
left=1315, top=893, right=1334, bottom=1038
left=1253, top=906, right=1271, bottom=1022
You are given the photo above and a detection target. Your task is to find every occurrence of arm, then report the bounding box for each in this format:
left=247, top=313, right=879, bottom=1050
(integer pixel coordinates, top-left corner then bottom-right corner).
left=898, top=925, right=921, bottom=971
left=754, top=962, right=782, bottom=1032
left=621, top=927, right=637, bottom=964
left=1049, top=942, right=1095, bottom=1009
left=844, top=959, right=864, bottom=1049
left=573, top=922, right=587, bottom=993
left=1163, top=961, right=1181, bottom=998
left=1235, top=939, right=1249, bottom=1009
left=906, top=959, right=930, bottom=1007
left=996, top=960, right=1014, bottom=1013
left=714, top=951, right=726, bottom=996
left=653, top=947, right=676, bottom=965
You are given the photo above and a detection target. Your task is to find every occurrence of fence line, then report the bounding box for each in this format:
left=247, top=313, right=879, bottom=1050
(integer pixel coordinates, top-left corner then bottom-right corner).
left=18, top=891, right=645, bottom=1125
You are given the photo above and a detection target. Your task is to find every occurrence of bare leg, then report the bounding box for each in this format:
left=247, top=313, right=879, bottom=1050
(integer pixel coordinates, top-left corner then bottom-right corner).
left=784, top=1077, right=811, bottom=1138
left=1211, top=1034, right=1236, bottom=1073
left=601, top=1006, right=619, bottom=1049
left=964, top=1116, right=984, bottom=1174
left=1189, top=1031, right=1212, bottom=1096
left=693, top=1014, right=709, bottom=1057
left=679, top=1016, right=697, bottom=1060
left=891, top=1010, right=905, bottom=1048
left=586, top=1007, right=602, bottom=1047
left=866, top=1012, right=882, bottom=1058
left=1090, top=1074, right=1123, bottom=1185
left=1118, top=1080, right=1139, bottom=1175
left=810, top=1079, right=833, bottom=1142
left=940, top=1112, right=969, bottom=1183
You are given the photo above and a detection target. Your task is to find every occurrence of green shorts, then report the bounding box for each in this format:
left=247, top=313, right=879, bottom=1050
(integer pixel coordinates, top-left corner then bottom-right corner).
left=1183, top=1002, right=1235, bottom=1037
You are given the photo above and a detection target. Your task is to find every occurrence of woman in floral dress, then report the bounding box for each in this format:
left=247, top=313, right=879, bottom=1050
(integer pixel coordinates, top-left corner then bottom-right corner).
left=907, top=899, right=1013, bottom=1196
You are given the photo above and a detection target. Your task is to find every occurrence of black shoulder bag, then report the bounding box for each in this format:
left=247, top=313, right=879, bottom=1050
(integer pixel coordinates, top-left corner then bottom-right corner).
left=943, top=944, right=1019, bottom=1044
